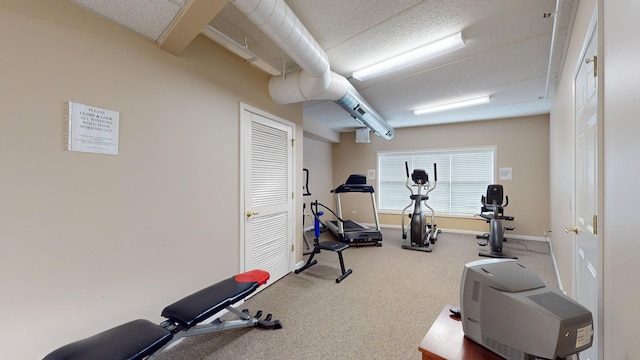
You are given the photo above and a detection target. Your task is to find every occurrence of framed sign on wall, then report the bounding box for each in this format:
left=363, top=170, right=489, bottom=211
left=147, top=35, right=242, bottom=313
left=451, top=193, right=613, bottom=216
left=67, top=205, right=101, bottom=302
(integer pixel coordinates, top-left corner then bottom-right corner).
left=67, top=101, right=119, bottom=155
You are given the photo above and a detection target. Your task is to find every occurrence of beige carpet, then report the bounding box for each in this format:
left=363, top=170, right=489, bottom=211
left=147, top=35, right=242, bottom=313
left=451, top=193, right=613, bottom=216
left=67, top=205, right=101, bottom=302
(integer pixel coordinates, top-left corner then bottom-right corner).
left=156, top=229, right=556, bottom=360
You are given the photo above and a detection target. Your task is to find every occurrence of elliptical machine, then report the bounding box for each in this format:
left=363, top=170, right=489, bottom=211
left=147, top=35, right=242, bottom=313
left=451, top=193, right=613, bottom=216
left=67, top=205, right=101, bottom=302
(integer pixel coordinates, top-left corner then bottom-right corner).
left=401, top=162, right=441, bottom=252
left=476, top=184, right=517, bottom=259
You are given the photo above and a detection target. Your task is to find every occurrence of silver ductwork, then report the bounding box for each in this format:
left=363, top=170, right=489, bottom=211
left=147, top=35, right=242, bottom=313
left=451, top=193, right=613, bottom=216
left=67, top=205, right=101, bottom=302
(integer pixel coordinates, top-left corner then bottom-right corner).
left=231, top=0, right=394, bottom=140
left=336, top=89, right=394, bottom=139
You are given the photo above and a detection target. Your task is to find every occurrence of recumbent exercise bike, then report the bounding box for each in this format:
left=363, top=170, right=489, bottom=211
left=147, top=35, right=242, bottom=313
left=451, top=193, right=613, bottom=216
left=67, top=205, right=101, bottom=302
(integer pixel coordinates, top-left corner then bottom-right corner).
left=401, top=162, right=441, bottom=252
left=476, top=184, right=517, bottom=259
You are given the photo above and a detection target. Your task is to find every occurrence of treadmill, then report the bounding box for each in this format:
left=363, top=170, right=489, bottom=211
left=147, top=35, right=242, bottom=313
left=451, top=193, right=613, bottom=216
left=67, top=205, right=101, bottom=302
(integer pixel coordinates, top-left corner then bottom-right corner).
left=325, top=174, right=383, bottom=247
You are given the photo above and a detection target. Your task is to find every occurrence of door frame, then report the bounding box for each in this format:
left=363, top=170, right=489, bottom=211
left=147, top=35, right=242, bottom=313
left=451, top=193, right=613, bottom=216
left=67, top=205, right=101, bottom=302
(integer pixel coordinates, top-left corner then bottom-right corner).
left=238, top=102, right=296, bottom=277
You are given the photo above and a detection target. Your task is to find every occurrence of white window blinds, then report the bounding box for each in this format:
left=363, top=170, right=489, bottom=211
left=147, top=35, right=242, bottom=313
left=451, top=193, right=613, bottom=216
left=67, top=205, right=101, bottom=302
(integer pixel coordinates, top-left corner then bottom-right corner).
left=378, top=147, right=495, bottom=216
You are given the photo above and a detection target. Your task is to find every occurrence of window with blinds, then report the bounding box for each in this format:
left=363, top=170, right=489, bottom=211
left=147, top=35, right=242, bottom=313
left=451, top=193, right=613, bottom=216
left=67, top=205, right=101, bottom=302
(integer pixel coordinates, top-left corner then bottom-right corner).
left=377, top=147, right=495, bottom=216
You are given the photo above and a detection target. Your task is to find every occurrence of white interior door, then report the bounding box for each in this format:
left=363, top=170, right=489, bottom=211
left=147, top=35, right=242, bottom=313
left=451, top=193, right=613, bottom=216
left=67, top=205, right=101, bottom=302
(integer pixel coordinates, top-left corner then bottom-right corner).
left=571, top=18, right=600, bottom=360
left=241, top=104, right=294, bottom=286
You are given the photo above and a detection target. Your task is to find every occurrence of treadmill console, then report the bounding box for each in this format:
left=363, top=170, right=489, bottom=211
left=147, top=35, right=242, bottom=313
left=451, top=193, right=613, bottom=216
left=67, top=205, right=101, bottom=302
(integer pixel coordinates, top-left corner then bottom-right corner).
left=345, top=174, right=367, bottom=185
left=333, top=174, right=374, bottom=193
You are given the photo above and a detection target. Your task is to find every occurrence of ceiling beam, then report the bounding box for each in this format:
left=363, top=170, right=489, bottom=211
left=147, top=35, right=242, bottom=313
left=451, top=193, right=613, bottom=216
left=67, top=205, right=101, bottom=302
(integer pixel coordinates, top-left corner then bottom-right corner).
left=159, top=0, right=228, bottom=55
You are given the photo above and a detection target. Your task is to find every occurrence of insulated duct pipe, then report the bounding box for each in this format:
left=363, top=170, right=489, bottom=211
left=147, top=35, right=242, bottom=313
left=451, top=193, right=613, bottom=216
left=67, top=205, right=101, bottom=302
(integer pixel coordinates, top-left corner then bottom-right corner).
left=231, top=0, right=394, bottom=140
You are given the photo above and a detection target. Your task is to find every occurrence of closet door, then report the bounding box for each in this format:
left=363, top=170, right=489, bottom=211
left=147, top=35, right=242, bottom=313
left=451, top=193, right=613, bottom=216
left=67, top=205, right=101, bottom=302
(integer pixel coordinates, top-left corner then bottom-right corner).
left=241, top=104, right=295, bottom=287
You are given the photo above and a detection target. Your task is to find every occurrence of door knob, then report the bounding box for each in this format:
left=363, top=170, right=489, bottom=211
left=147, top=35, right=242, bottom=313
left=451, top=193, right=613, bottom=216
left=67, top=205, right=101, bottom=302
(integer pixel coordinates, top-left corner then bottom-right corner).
left=246, top=211, right=259, bottom=218
left=564, top=226, right=579, bottom=234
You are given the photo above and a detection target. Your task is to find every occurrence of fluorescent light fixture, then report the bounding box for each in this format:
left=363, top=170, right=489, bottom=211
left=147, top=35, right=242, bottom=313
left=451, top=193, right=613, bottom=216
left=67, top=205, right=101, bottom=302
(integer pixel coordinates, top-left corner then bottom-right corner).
left=352, top=32, right=465, bottom=81
left=413, top=96, right=491, bottom=115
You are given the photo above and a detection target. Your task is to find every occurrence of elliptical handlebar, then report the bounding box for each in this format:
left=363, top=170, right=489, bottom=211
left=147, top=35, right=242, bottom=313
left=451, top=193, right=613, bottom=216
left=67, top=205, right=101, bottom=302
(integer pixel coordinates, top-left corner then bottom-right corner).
left=427, top=163, right=438, bottom=194
left=405, top=161, right=414, bottom=194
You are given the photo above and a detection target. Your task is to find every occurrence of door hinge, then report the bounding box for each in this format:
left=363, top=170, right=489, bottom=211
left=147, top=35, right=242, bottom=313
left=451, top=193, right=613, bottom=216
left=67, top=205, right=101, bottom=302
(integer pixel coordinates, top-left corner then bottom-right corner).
left=292, top=192, right=295, bottom=199
left=593, top=214, right=598, bottom=235
left=291, top=244, right=295, bottom=252
left=291, top=138, right=295, bottom=146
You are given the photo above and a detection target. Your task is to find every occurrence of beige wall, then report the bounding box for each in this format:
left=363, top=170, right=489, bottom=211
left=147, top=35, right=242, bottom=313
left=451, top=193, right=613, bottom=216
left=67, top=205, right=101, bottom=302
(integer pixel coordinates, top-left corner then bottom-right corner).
left=332, top=115, right=550, bottom=238
left=302, top=137, right=335, bottom=238
left=601, top=0, right=639, bottom=357
left=0, top=1, right=302, bottom=359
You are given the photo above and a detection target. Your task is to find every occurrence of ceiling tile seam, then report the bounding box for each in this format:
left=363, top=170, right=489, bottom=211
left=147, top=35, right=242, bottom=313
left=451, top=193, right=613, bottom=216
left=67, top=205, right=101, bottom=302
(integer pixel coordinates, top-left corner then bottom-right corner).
left=320, top=1, right=426, bottom=53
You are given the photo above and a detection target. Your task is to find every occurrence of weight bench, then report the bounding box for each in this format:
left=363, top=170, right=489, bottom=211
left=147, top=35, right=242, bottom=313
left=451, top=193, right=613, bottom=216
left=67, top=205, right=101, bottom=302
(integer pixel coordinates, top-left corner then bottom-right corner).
left=43, top=269, right=282, bottom=360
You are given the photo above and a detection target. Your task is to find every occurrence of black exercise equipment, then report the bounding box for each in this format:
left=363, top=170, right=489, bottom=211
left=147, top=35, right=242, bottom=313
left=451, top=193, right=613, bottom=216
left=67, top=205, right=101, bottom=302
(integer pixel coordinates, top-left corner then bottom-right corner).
left=43, top=270, right=282, bottom=360
left=401, top=162, right=441, bottom=252
left=295, top=200, right=353, bottom=283
left=324, top=174, right=383, bottom=247
left=476, top=184, right=517, bottom=259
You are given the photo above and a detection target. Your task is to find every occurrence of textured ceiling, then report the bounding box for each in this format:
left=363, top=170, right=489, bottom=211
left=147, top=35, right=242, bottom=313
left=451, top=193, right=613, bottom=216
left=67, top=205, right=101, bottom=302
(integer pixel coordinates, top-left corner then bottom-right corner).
left=71, top=0, right=577, bottom=133
left=73, top=0, right=187, bottom=41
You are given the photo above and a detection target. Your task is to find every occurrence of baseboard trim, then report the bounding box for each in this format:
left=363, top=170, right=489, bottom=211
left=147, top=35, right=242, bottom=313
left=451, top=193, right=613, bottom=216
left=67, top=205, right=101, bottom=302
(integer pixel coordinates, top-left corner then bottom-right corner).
left=547, top=238, right=566, bottom=293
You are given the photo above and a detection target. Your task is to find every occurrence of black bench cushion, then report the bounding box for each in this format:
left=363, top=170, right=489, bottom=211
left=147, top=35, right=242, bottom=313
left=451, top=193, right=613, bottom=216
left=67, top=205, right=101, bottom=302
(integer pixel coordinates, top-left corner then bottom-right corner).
left=161, top=269, right=269, bottom=329
left=43, top=319, right=172, bottom=360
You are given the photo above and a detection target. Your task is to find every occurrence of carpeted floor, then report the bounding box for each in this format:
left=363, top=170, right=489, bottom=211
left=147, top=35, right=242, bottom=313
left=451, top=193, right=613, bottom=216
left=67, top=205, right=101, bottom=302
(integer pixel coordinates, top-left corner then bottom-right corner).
left=156, top=228, right=556, bottom=360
